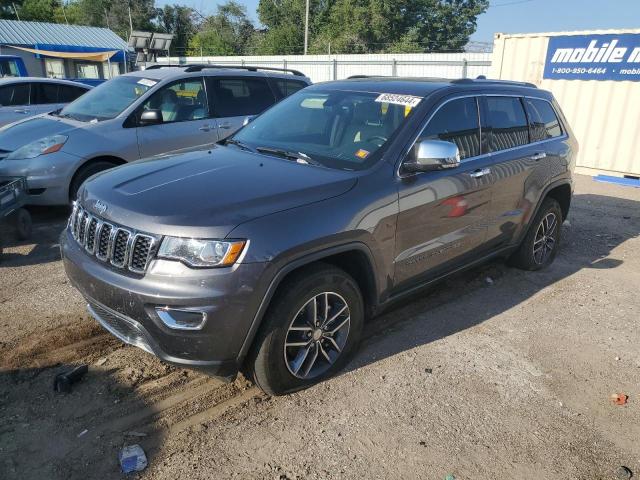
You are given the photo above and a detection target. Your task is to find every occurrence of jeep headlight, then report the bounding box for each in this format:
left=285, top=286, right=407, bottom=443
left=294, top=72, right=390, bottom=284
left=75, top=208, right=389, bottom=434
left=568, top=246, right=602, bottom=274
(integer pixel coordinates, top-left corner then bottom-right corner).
left=7, top=135, right=68, bottom=160
left=158, top=237, right=246, bottom=268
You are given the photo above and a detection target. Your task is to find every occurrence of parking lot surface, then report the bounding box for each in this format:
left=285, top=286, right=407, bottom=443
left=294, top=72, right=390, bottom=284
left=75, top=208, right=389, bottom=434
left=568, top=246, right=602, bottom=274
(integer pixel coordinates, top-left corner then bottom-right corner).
left=1, top=174, right=639, bottom=479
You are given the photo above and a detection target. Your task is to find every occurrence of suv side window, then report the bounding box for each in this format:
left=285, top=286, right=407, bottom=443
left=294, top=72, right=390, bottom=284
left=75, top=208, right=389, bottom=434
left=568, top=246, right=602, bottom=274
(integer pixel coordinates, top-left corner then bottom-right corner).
left=525, top=98, right=563, bottom=142
left=418, top=97, right=480, bottom=160
left=0, top=83, right=30, bottom=106
left=140, top=78, right=208, bottom=124
left=59, top=85, right=88, bottom=103
left=272, top=79, right=307, bottom=99
left=35, top=83, right=59, bottom=104
left=486, top=96, right=529, bottom=152
left=209, top=77, right=275, bottom=117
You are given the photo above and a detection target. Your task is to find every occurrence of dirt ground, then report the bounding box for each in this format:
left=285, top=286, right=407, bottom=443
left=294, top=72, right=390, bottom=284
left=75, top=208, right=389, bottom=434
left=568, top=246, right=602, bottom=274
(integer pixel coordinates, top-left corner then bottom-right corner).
left=0, top=174, right=639, bottom=480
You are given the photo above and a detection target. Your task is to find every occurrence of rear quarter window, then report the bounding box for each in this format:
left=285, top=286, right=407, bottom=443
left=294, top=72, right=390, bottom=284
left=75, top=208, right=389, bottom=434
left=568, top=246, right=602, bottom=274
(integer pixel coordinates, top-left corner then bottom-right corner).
left=525, top=98, right=563, bottom=142
left=273, top=79, right=308, bottom=98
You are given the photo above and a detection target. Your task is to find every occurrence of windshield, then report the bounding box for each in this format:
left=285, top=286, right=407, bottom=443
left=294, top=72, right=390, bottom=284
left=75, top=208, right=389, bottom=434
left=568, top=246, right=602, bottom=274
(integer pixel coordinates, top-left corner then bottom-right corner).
left=59, top=76, right=157, bottom=122
left=231, top=89, right=421, bottom=170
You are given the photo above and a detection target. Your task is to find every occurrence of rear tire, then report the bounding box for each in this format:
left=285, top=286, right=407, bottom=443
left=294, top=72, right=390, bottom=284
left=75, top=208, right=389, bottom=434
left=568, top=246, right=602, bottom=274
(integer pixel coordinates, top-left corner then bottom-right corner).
left=248, top=264, right=364, bottom=396
left=69, top=161, right=118, bottom=202
left=510, top=197, right=563, bottom=270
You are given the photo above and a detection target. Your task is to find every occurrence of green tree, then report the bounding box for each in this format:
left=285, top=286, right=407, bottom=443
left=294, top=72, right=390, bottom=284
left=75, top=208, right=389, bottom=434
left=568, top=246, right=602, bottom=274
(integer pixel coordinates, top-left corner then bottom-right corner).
left=257, top=0, right=488, bottom=54
left=157, top=4, right=198, bottom=56
left=189, top=1, right=255, bottom=56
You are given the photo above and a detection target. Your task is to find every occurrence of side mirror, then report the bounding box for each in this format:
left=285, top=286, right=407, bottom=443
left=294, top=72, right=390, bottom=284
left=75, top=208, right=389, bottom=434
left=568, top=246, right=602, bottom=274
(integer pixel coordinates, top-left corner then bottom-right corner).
left=403, top=140, right=460, bottom=173
left=242, top=115, right=256, bottom=126
left=139, top=109, right=163, bottom=126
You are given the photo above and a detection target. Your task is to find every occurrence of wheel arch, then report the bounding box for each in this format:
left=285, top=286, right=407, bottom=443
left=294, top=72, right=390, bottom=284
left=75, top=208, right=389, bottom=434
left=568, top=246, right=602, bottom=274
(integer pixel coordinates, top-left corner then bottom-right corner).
left=237, top=242, right=379, bottom=364
left=68, top=155, right=127, bottom=200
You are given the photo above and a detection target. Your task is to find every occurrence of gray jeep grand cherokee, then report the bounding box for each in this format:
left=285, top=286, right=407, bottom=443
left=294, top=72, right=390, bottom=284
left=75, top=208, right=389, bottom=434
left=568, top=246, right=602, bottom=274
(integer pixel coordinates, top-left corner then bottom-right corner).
left=62, top=77, right=577, bottom=395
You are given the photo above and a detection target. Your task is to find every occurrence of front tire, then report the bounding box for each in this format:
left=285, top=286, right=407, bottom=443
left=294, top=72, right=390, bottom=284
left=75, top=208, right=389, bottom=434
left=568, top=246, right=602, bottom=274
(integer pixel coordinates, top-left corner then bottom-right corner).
left=69, top=161, right=118, bottom=202
left=248, top=264, right=364, bottom=396
left=510, top=197, right=563, bottom=270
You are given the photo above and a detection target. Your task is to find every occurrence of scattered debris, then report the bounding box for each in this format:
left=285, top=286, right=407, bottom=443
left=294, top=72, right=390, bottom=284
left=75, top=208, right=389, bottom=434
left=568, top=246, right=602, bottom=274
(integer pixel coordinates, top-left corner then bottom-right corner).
left=445, top=475, right=456, bottom=480
left=615, top=465, right=633, bottom=480
left=485, top=277, right=494, bottom=285
left=119, top=445, right=148, bottom=474
left=425, top=368, right=433, bottom=374
left=615, top=356, right=621, bottom=361
left=125, top=431, right=148, bottom=438
left=610, top=393, right=629, bottom=406
left=95, top=358, right=108, bottom=366
left=77, top=429, right=88, bottom=438
left=53, top=364, right=89, bottom=393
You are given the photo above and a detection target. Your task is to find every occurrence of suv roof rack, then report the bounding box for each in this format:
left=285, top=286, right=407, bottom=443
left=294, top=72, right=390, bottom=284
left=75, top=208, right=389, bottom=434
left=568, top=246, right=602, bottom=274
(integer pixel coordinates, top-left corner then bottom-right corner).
left=451, top=77, right=538, bottom=88
left=146, top=63, right=306, bottom=77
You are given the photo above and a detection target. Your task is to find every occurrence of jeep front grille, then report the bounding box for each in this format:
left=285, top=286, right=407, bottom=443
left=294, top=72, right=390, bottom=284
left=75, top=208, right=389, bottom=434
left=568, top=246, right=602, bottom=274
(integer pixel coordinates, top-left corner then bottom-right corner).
left=69, top=204, right=159, bottom=274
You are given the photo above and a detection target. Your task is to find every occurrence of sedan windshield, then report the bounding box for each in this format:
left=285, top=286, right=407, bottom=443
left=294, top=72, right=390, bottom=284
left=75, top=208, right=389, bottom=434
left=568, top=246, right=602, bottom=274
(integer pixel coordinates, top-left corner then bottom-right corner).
left=231, top=89, right=421, bottom=170
left=59, top=76, right=156, bottom=122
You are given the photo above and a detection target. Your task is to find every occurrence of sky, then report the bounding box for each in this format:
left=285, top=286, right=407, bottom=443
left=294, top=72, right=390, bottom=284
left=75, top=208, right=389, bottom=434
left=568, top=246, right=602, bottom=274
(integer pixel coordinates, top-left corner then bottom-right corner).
left=156, top=0, right=640, bottom=44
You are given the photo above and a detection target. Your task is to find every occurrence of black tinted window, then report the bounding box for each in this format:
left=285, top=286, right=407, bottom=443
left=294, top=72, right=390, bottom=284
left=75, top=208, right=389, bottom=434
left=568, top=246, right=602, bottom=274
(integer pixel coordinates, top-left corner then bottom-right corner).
left=420, top=97, right=480, bottom=159
left=273, top=79, right=307, bottom=98
left=487, top=97, right=529, bottom=152
left=59, top=85, right=87, bottom=103
left=211, top=78, right=275, bottom=117
left=525, top=98, right=562, bottom=142
left=37, top=83, right=59, bottom=104
left=0, top=83, right=29, bottom=106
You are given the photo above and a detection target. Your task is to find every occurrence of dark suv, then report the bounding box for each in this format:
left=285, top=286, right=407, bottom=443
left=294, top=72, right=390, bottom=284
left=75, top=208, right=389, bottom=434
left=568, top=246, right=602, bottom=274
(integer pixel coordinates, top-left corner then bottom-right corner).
left=62, top=77, right=577, bottom=395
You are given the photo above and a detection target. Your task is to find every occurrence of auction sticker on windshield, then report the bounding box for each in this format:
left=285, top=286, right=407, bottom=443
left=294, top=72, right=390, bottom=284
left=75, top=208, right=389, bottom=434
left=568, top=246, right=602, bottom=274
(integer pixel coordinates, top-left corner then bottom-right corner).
left=375, top=93, right=422, bottom=107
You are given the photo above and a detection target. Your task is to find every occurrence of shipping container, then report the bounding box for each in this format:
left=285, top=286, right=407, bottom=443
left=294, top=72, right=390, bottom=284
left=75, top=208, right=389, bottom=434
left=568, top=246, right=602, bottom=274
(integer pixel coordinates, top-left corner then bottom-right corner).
left=491, top=29, right=640, bottom=178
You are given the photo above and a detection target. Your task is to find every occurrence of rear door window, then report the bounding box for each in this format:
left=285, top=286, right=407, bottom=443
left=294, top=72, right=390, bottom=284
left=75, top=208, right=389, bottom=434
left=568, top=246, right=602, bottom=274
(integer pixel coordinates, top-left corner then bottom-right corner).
left=525, top=98, right=563, bottom=142
left=486, top=97, right=529, bottom=152
left=272, top=79, right=308, bottom=99
left=209, top=77, right=276, bottom=117
left=419, top=97, right=480, bottom=160
left=0, top=83, right=30, bottom=106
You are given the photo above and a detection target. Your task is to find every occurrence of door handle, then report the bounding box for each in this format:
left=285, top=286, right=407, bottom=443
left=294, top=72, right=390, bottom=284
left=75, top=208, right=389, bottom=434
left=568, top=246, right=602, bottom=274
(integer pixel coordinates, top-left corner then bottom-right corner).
left=218, top=123, right=232, bottom=130
left=531, top=152, right=547, bottom=161
left=14, top=108, right=29, bottom=114
left=199, top=124, right=212, bottom=132
left=469, top=167, right=491, bottom=178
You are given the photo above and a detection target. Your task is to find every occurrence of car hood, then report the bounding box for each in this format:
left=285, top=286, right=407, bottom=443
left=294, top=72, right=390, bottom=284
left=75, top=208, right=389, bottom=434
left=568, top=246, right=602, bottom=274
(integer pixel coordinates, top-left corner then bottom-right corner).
left=0, top=115, right=81, bottom=151
left=79, top=145, right=358, bottom=238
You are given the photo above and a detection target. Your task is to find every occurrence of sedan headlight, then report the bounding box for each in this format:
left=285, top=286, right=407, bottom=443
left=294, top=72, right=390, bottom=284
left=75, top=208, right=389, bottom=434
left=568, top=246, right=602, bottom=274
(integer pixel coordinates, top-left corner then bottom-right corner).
left=158, top=237, right=246, bottom=268
left=7, top=135, right=68, bottom=160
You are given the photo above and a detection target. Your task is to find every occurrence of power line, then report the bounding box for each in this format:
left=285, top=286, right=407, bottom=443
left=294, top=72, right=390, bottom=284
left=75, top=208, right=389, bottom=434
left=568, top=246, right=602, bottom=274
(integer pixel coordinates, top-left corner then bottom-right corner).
left=490, top=0, right=536, bottom=7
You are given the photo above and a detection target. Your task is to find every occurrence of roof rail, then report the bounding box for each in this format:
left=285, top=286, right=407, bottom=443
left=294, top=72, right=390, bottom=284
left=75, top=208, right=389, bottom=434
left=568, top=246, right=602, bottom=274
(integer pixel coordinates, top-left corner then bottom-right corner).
left=145, top=63, right=306, bottom=77
left=451, top=77, right=537, bottom=88
left=145, top=64, right=209, bottom=70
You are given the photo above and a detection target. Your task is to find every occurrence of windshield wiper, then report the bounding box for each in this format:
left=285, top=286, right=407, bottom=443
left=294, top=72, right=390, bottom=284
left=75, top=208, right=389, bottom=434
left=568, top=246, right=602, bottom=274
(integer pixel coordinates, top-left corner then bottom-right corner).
left=224, top=138, right=253, bottom=152
left=256, top=146, right=321, bottom=166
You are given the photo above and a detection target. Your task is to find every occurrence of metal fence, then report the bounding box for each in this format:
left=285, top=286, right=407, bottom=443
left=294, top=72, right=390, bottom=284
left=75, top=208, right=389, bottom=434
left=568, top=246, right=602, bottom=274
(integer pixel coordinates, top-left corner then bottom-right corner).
left=160, top=52, right=493, bottom=83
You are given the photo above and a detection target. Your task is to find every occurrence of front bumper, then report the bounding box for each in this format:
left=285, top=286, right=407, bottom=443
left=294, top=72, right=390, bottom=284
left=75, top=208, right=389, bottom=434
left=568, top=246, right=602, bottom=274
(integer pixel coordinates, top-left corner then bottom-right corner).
left=0, top=150, right=82, bottom=205
left=61, top=228, right=271, bottom=378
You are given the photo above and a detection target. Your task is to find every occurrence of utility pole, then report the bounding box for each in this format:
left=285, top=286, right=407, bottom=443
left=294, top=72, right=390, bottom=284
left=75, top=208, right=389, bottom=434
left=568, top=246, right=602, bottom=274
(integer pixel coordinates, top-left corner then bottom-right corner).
left=61, top=1, right=69, bottom=24
left=304, top=0, right=310, bottom=55
left=12, top=3, right=20, bottom=20
left=128, top=3, right=134, bottom=37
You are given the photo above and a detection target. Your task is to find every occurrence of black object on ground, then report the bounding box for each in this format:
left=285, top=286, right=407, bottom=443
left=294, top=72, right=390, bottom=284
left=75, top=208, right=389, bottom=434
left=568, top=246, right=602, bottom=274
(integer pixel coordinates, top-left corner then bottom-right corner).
left=53, top=365, right=89, bottom=393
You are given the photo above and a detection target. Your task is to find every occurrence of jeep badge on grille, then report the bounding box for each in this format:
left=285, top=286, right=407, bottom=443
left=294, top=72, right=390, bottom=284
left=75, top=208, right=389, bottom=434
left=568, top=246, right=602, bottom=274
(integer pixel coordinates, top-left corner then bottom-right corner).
left=94, top=200, right=108, bottom=215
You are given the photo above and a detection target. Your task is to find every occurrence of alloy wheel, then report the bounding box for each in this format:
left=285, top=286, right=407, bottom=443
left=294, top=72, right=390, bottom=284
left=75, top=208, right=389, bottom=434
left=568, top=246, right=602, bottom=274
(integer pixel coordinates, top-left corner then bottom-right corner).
left=283, top=292, right=351, bottom=380
left=533, top=212, right=558, bottom=265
